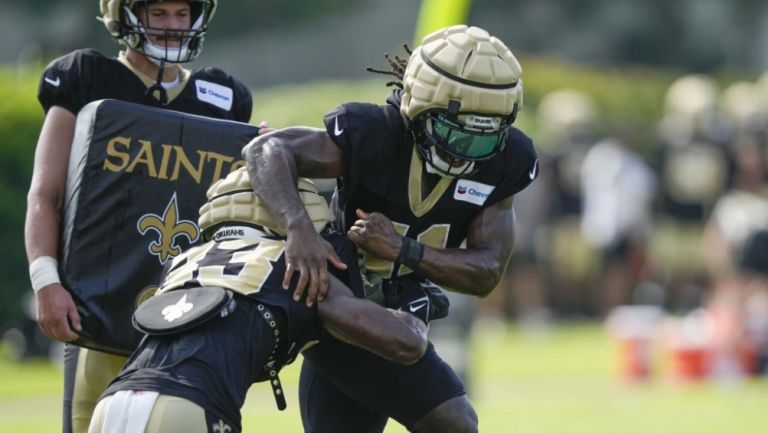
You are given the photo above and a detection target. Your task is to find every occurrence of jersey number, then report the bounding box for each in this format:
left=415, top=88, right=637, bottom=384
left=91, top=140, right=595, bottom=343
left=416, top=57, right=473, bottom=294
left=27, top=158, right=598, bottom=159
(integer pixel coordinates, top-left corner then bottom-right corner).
left=159, top=239, right=285, bottom=295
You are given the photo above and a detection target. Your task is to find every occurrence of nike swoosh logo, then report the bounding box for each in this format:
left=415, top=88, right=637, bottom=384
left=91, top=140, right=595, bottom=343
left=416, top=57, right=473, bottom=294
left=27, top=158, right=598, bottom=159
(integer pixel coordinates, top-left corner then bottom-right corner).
left=409, top=301, right=427, bottom=313
left=529, top=159, right=538, bottom=180
left=334, top=116, right=344, bottom=136
left=44, top=76, right=61, bottom=87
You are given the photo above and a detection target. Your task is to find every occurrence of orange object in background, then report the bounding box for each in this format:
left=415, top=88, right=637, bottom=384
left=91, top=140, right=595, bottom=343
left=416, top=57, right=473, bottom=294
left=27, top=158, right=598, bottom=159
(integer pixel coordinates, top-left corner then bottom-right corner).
left=607, top=306, right=662, bottom=382
left=671, top=345, right=711, bottom=380
left=619, top=337, right=653, bottom=381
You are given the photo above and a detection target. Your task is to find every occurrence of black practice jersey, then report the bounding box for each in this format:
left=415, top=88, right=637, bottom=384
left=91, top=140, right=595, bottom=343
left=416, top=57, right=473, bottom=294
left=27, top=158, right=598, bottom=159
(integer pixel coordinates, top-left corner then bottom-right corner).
left=38, top=48, right=252, bottom=122
left=324, top=90, right=538, bottom=280
left=104, top=232, right=361, bottom=431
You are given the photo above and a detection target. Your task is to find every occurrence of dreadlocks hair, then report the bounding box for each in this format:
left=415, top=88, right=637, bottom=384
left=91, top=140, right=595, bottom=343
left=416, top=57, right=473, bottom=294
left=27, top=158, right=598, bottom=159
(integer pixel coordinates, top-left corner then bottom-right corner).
left=366, top=44, right=412, bottom=89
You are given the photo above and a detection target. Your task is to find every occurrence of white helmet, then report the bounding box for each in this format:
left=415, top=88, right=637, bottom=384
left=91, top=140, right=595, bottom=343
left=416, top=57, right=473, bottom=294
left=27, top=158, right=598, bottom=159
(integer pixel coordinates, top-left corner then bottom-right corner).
left=401, top=25, right=523, bottom=177
left=198, top=168, right=330, bottom=239
left=100, top=0, right=216, bottom=64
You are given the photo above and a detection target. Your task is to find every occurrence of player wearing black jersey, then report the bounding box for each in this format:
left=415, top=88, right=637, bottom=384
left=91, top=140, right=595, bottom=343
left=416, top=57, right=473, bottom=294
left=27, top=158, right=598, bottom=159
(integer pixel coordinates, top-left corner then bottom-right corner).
left=243, top=25, right=537, bottom=433
left=24, top=2, right=254, bottom=433
left=87, top=169, right=427, bottom=433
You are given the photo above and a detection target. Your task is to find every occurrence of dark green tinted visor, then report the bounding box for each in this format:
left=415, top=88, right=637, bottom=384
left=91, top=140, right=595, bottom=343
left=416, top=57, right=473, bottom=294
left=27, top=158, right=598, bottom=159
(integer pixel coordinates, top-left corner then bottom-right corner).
left=427, top=113, right=508, bottom=160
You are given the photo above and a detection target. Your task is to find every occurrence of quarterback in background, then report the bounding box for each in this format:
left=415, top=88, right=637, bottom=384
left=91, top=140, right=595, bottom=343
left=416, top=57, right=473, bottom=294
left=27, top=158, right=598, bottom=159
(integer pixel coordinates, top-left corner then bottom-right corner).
left=25, top=1, right=253, bottom=433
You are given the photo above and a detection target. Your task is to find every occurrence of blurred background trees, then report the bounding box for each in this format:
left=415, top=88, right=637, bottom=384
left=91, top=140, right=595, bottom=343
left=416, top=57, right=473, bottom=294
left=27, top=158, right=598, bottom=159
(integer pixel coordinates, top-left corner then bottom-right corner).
left=3, top=0, right=768, bottom=86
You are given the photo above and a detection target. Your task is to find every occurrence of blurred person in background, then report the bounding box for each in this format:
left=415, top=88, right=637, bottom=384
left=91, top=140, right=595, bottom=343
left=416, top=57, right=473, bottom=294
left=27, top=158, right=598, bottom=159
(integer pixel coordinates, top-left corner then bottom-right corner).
left=699, top=81, right=768, bottom=380
left=528, top=88, right=600, bottom=317
left=701, top=230, right=768, bottom=381
left=580, top=136, right=657, bottom=315
left=244, top=25, right=537, bottom=433
left=702, top=81, right=768, bottom=280
left=738, top=231, right=768, bottom=376
left=653, top=74, right=731, bottom=312
left=24, top=1, right=253, bottom=432
left=487, top=88, right=598, bottom=325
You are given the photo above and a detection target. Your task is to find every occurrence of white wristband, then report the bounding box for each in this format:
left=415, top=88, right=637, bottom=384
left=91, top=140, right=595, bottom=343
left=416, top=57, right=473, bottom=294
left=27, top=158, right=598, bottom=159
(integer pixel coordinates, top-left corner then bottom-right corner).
left=29, top=256, right=61, bottom=293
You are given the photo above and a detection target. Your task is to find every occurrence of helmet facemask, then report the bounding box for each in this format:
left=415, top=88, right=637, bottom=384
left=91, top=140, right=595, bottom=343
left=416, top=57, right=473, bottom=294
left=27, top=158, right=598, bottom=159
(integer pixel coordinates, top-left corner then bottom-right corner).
left=102, top=0, right=215, bottom=65
left=415, top=104, right=516, bottom=177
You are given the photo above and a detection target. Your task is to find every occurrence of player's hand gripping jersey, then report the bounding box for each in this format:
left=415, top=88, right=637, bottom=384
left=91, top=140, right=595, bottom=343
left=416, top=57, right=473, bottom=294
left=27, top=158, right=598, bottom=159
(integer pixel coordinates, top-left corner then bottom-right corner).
left=328, top=91, right=537, bottom=266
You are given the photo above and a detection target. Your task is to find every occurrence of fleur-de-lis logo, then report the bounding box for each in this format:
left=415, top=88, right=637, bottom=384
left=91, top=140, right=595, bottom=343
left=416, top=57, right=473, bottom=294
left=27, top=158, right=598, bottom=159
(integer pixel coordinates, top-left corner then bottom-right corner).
left=161, top=294, right=193, bottom=322
left=135, top=285, right=158, bottom=308
left=212, top=419, right=232, bottom=433
left=137, top=193, right=199, bottom=264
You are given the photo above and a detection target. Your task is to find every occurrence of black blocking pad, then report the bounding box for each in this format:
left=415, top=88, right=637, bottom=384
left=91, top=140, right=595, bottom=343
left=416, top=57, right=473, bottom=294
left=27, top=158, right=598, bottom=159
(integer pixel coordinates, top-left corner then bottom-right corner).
left=60, top=99, right=258, bottom=355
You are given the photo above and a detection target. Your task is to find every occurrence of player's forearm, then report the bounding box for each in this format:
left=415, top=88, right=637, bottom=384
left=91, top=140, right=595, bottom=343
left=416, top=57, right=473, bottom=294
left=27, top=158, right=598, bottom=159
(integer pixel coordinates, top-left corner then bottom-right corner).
left=26, top=106, right=74, bottom=262
left=24, top=194, right=62, bottom=262
left=415, top=246, right=509, bottom=297
left=413, top=196, right=515, bottom=297
left=244, top=128, right=342, bottom=231
left=243, top=134, right=312, bottom=231
left=320, top=297, right=428, bottom=365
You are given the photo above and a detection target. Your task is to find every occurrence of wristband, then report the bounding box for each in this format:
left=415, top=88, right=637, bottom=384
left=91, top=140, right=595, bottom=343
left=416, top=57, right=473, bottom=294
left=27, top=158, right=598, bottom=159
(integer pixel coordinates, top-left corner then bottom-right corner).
left=397, top=237, right=425, bottom=272
left=29, top=256, right=61, bottom=293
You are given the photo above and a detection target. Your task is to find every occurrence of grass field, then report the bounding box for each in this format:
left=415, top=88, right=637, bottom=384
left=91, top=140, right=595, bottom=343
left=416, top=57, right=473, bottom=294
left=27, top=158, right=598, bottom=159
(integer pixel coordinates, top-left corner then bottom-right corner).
left=1, top=321, right=766, bottom=433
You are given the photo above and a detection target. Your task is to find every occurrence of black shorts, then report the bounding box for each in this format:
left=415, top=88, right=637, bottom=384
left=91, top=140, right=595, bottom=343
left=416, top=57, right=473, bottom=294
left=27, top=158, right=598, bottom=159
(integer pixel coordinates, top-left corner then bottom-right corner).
left=299, top=335, right=465, bottom=432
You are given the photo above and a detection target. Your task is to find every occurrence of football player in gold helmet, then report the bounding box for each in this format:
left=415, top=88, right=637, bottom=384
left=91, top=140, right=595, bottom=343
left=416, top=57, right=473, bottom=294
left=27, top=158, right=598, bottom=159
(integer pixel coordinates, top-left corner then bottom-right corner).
left=243, top=25, right=537, bottom=433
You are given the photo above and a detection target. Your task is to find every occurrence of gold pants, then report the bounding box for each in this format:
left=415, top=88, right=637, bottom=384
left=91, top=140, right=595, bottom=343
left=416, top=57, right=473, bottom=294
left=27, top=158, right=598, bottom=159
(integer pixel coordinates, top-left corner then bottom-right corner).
left=70, top=348, right=127, bottom=433
left=89, top=393, right=209, bottom=433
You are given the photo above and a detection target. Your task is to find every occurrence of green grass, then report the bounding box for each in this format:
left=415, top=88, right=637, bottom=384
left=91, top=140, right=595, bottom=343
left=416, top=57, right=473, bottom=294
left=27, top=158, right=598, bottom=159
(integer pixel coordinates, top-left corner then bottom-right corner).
left=2, top=323, right=767, bottom=432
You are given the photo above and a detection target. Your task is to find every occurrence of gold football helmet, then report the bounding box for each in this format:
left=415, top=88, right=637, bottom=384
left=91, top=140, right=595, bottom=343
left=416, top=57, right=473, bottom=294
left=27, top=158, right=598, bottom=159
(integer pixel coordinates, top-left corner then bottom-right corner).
left=400, top=25, right=524, bottom=177
left=198, top=168, right=330, bottom=238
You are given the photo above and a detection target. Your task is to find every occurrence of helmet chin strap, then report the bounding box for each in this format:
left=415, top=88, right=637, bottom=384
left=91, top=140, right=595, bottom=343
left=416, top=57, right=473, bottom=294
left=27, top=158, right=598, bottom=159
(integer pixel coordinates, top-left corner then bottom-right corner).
left=144, top=58, right=169, bottom=105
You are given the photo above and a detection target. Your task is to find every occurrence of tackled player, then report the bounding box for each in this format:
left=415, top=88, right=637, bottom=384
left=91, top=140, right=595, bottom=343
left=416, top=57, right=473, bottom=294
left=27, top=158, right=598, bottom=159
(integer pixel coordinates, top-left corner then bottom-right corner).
left=86, top=168, right=428, bottom=433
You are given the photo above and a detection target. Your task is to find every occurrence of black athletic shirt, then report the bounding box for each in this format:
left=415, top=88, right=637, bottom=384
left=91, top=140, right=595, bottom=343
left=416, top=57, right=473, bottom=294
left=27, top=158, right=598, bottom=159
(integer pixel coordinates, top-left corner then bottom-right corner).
left=103, top=232, right=361, bottom=432
left=324, top=90, right=538, bottom=280
left=38, top=48, right=252, bottom=122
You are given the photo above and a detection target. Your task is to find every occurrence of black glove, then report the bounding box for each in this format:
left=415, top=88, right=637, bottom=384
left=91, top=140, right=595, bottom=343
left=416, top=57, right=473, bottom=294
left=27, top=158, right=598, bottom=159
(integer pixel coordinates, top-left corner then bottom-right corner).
left=383, top=278, right=450, bottom=324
